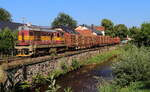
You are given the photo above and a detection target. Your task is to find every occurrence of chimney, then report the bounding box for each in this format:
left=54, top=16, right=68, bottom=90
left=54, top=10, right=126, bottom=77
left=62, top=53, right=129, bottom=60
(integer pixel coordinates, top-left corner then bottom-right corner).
left=91, top=24, right=94, bottom=29
left=27, top=22, right=32, bottom=26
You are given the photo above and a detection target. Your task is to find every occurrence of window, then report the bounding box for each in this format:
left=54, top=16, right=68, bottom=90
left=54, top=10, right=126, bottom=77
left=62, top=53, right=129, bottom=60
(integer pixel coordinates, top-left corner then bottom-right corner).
left=57, top=33, right=60, bottom=37
left=29, top=31, right=33, bottom=36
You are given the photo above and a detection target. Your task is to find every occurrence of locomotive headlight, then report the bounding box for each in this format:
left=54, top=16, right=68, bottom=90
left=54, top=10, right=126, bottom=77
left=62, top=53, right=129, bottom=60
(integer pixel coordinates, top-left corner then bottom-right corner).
left=24, top=49, right=29, bottom=55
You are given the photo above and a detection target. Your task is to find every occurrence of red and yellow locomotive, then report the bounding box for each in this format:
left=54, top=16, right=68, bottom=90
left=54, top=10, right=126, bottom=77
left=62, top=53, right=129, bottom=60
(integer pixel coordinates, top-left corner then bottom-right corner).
left=15, top=25, right=120, bottom=56
left=15, top=26, right=66, bottom=56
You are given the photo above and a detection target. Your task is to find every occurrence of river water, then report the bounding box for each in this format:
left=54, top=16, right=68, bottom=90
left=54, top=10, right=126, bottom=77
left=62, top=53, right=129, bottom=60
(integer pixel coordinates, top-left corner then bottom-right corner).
left=56, top=61, right=113, bottom=92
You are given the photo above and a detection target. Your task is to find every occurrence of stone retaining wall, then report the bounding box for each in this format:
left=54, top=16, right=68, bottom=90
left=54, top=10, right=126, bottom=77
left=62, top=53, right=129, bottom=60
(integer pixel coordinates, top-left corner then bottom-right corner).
left=5, top=46, right=116, bottom=84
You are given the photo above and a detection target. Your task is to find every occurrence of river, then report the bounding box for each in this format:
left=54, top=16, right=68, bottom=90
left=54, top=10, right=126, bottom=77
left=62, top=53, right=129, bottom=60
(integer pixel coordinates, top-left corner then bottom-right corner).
left=56, top=60, right=113, bottom=92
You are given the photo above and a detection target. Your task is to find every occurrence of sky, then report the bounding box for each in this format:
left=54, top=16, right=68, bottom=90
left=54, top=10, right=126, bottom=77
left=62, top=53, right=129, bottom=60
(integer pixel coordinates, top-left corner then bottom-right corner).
left=0, top=0, right=150, bottom=27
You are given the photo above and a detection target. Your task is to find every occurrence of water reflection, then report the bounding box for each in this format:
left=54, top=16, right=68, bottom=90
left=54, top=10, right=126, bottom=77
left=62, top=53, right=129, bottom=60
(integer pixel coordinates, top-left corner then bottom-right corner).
left=57, top=61, right=113, bottom=92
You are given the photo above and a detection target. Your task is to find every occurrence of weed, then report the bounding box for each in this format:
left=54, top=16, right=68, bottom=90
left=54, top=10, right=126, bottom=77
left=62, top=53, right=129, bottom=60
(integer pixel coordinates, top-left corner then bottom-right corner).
left=60, top=61, right=68, bottom=73
left=64, top=87, right=73, bottom=92
left=71, top=59, right=80, bottom=70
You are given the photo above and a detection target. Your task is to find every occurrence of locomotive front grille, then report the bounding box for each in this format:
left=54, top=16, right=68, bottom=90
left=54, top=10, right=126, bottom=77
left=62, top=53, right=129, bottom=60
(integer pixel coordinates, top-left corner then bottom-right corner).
left=15, top=45, right=33, bottom=56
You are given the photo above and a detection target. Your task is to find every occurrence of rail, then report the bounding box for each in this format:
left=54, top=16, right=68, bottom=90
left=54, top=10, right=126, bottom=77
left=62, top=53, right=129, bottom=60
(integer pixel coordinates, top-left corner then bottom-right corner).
left=0, top=45, right=118, bottom=70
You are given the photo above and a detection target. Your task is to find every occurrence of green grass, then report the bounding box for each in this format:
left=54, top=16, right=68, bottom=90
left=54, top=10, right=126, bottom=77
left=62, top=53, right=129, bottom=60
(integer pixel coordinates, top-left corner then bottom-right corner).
left=99, top=81, right=150, bottom=92
left=84, top=49, right=122, bottom=65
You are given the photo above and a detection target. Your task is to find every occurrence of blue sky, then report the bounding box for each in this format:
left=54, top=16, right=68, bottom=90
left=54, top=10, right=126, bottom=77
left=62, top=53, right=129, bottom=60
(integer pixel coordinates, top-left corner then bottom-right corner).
left=0, top=0, right=150, bottom=27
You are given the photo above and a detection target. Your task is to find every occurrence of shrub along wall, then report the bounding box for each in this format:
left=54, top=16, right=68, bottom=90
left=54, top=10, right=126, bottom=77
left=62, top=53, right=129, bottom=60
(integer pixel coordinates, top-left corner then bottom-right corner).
left=112, top=45, right=150, bottom=86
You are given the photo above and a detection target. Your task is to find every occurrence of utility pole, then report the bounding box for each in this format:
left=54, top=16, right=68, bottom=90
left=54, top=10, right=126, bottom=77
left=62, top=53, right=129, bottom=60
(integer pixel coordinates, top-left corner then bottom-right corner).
left=21, top=17, right=26, bottom=25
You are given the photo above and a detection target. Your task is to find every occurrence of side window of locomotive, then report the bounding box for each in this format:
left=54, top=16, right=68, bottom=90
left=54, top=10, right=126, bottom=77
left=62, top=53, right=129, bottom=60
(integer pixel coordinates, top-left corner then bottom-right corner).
left=22, top=32, right=24, bottom=41
left=34, top=31, right=41, bottom=41
left=50, top=33, right=54, bottom=40
left=29, top=31, right=33, bottom=36
left=57, top=33, right=60, bottom=37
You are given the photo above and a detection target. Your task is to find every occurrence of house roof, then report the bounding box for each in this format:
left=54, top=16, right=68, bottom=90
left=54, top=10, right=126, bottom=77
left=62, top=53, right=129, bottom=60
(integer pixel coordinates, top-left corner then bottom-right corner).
left=86, top=26, right=103, bottom=35
left=53, top=26, right=79, bottom=34
left=75, top=26, right=103, bottom=36
left=0, top=21, right=23, bottom=31
left=94, top=26, right=105, bottom=31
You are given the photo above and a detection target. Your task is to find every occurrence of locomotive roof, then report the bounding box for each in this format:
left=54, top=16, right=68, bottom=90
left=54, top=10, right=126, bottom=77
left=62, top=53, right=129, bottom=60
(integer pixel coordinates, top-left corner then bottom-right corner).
left=18, top=25, right=58, bottom=32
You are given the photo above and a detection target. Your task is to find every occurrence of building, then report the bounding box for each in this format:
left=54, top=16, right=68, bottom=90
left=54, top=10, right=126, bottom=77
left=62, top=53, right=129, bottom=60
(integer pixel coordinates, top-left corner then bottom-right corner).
left=75, top=26, right=94, bottom=36
left=93, top=26, right=105, bottom=36
left=0, top=21, right=24, bottom=31
left=75, top=25, right=105, bottom=36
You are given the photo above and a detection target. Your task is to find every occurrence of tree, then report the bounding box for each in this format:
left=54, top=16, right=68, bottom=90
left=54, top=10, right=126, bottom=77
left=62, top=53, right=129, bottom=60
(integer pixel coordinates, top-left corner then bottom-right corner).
left=0, top=8, right=12, bottom=21
left=101, top=19, right=114, bottom=30
left=129, top=26, right=140, bottom=38
left=129, top=22, right=150, bottom=46
left=139, top=22, right=150, bottom=46
left=105, top=29, right=116, bottom=37
left=0, top=28, right=15, bottom=55
left=51, top=13, right=77, bottom=29
left=113, top=24, right=128, bottom=40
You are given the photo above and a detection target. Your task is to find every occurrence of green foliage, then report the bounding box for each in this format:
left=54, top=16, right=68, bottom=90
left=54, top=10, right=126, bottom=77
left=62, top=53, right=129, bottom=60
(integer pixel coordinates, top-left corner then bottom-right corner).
left=113, top=24, right=128, bottom=40
left=138, top=22, right=150, bottom=46
left=51, top=13, right=77, bottom=29
left=64, top=87, right=73, bottom=92
left=128, top=22, right=150, bottom=46
left=45, top=75, right=60, bottom=92
left=71, top=59, right=80, bottom=70
left=61, top=61, right=68, bottom=73
left=0, top=28, right=16, bottom=55
left=101, top=19, right=114, bottom=31
left=113, top=45, right=150, bottom=86
left=99, top=81, right=150, bottom=92
left=105, top=29, right=116, bottom=37
left=35, top=88, right=40, bottom=92
left=0, top=8, right=12, bottom=21
left=0, top=73, right=30, bottom=92
left=128, top=26, right=140, bottom=38
left=99, top=83, right=120, bottom=92
left=49, top=69, right=64, bottom=78
left=32, top=73, right=61, bottom=92
left=101, top=19, right=129, bottom=39
left=32, top=73, right=47, bottom=87
left=85, top=49, right=121, bottom=65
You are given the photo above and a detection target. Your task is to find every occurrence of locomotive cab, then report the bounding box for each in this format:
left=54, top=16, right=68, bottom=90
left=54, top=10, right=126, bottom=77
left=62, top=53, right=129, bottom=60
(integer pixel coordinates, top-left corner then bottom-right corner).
left=15, top=25, right=66, bottom=57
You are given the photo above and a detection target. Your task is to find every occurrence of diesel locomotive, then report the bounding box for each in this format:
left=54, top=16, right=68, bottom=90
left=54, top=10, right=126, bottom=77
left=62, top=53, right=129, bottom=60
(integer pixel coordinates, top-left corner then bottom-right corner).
left=15, top=25, right=120, bottom=57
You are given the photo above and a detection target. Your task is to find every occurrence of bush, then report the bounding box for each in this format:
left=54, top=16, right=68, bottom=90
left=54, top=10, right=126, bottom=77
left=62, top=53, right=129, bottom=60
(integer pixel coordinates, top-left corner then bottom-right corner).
left=99, top=81, right=150, bottom=92
left=0, top=28, right=16, bottom=55
left=130, top=22, right=150, bottom=47
left=112, top=45, right=150, bottom=86
left=64, top=87, right=73, bottom=92
left=71, top=59, right=80, bottom=70
left=60, top=61, right=68, bottom=73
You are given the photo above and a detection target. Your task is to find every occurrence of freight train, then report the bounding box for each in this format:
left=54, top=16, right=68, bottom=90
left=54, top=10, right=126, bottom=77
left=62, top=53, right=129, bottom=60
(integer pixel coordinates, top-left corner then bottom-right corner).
left=15, top=25, right=120, bottom=57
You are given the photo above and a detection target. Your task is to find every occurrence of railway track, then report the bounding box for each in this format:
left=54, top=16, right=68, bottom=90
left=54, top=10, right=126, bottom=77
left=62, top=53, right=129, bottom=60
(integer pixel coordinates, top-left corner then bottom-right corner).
left=0, top=45, right=116, bottom=69
left=0, top=57, right=26, bottom=63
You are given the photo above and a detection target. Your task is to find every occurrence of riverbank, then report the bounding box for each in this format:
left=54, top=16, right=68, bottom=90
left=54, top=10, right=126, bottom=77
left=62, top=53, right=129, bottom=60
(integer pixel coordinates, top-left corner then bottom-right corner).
left=99, top=81, right=150, bottom=92
left=51, top=47, right=121, bottom=78
left=57, top=57, right=114, bottom=92
left=0, top=46, right=122, bottom=92
left=42, top=48, right=121, bottom=92
left=99, top=45, right=150, bottom=92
